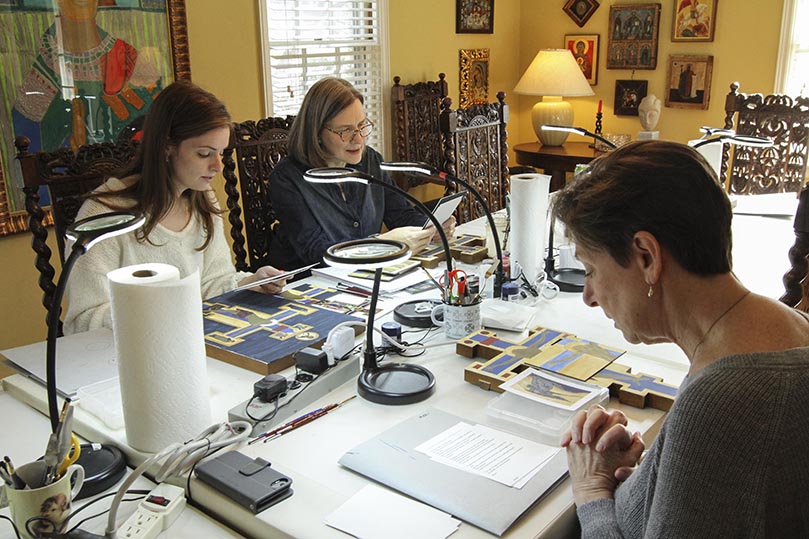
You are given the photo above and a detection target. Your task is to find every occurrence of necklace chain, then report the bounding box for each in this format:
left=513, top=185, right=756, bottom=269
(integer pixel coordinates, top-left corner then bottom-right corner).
left=691, top=290, right=751, bottom=359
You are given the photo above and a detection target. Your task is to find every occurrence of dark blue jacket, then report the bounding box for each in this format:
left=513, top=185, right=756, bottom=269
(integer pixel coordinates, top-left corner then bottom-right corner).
left=266, top=147, right=424, bottom=269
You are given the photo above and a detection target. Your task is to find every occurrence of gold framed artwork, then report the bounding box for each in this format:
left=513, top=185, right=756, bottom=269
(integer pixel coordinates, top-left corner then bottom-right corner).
left=456, top=0, right=494, bottom=34
left=459, top=48, right=490, bottom=108
left=606, top=3, right=661, bottom=70
left=672, top=0, right=718, bottom=42
left=665, top=55, right=714, bottom=110
left=0, top=0, right=191, bottom=236
left=565, top=34, right=599, bottom=85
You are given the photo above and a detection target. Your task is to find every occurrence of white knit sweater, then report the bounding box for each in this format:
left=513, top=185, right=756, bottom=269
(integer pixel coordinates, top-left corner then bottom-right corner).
left=64, top=178, right=248, bottom=334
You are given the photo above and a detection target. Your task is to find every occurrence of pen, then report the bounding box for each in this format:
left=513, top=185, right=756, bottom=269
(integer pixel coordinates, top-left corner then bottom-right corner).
left=248, top=407, right=325, bottom=444
left=263, top=395, right=356, bottom=443
left=335, top=283, right=373, bottom=298
left=420, top=266, right=443, bottom=294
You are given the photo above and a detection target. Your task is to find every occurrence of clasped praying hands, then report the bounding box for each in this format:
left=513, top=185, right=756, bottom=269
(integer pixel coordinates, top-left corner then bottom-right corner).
left=561, top=405, right=644, bottom=506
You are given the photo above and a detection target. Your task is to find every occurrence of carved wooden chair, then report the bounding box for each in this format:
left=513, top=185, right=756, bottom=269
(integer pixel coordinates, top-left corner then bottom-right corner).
left=15, top=136, right=140, bottom=332
left=720, top=82, right=809, bottom=195
left=390, top=74, right=448, bottom=190
left=781, top=186, right=809, bottom=311
left=222, top=116, right=295, bottom=272
left=439, top=92, right=511, bottom=224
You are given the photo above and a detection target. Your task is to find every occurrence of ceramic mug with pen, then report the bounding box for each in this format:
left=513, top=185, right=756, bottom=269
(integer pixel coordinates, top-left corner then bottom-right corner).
left=4, top=464, right=84, bottom=539
left=430, top=299, right=482, bottom=340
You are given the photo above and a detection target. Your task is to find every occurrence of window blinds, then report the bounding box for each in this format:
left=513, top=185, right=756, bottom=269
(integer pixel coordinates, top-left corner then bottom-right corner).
left=263, top=0, right=385, bottom=149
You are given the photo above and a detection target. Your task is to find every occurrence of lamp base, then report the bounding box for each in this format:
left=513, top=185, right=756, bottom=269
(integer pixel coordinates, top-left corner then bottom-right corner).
left=532, top=97, right=573, bottom=146
left=358, top=363, right=436, bottom=405
left=548, top=268, right=585, bottom=293
left=75, top=443, right=127, bottom=499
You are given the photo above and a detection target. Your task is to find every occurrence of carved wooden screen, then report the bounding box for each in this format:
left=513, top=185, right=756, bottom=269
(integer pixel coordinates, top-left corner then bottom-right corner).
left=439, top=92, right=510, bottom=224
left=721, top=82, right=809, bottom=195
left=390, top=74, right=448, bottom=189
left=222, top=116, right=295, bottom=272
left=15, top=135, right=139, bottom=329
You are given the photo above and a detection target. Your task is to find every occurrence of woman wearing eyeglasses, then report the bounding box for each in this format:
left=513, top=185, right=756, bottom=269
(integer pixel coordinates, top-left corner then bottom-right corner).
left=267, top=77, right=455, bottom=270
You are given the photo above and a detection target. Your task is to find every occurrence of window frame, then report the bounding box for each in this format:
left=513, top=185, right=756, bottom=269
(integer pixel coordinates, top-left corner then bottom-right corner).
left=257, top=0, right=391, bottom=155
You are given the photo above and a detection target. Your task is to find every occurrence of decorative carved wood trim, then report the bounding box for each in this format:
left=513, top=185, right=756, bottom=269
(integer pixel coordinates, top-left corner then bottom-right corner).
left=721, top=81, right=809, bottom=195
left=223, top=116, right=294, bottom=272
left=16, top=135, right=139, bottom=331
left=390, top=74, right=448, bottom=189
left=439, top=93, right=510, bottom=224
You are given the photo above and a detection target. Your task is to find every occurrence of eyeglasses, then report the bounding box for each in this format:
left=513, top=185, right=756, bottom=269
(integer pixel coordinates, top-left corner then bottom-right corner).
left=323, top=120, right=375, bottom=142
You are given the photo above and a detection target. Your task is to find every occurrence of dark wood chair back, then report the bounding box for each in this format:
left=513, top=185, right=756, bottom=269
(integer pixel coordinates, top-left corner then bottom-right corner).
left=15, top=135, right=139, bottom=331
left=439, top=92, right=510, bottom=223
left=781, top=186, right=809, bottom=312
left=721, top=82, right=809, bottom=195
left=390, top=74, right=448, bottom=189
left=222, top=116, right=295, bottom=272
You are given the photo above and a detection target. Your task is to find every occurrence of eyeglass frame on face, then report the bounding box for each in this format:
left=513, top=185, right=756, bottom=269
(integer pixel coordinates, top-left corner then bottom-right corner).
left=322, top=120, right=375, bottom=142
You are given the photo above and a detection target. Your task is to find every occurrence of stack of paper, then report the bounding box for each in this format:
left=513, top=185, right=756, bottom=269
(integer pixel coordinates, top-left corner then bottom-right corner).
left=325, top=484, right=460, bottom=539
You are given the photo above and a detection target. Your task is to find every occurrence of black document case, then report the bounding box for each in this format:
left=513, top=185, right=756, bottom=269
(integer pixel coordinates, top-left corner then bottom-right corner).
left=338, top=408, right=568, bottom=536
left=196, top=451, right=293, bottom=513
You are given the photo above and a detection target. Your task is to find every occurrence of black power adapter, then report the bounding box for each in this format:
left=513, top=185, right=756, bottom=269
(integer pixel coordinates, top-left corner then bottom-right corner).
left=253, top=374, right=288, bottom=402
left=294, top=347, right=329, bottom=375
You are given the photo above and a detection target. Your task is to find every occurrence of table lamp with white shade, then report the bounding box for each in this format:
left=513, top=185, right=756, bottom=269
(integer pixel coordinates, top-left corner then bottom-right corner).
left=514, top=49, right=594, bottom=146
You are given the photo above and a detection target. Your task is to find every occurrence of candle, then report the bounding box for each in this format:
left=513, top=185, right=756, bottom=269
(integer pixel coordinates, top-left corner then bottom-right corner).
left=597, top=99, right=603, bottom=113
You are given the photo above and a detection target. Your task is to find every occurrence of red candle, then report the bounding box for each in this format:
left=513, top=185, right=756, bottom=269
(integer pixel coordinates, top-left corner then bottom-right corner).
left=597, top=99, right=603, bottom=113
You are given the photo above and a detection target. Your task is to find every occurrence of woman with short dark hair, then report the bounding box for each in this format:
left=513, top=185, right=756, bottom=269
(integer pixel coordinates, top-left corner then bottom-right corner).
left=267, top=77, right=454, bottom=270
left=556, top=140, right=809, bottom=537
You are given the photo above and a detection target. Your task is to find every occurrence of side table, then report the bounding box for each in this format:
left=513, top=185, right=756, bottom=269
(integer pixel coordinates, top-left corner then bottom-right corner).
left=514, top=142, right=602, bottom=191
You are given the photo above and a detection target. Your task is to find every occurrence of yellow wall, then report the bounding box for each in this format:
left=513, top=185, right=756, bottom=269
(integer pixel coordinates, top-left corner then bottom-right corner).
left=516, top=1, right=785, bottom=146
left=0, top=0, right=785, bottom=350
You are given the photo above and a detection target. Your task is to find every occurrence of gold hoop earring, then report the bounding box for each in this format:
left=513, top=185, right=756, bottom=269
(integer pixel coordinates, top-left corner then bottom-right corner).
left=647, top=285, right=654, bottom=298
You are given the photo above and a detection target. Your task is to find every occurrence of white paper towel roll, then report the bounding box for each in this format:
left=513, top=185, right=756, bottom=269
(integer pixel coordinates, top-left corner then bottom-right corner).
left=509, top=173, right=551, bottom=283
left=108, top=263, right=211, bottom=452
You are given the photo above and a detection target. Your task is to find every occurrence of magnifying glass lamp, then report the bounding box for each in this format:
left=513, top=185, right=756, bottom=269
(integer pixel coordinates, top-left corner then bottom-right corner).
left=540, top=125, right=618, bottom=150
left=304, top=168, right=451, bottom=404
left=379, top=161, right=506, bottom=298
left=46, top=211, right=144, bottom=494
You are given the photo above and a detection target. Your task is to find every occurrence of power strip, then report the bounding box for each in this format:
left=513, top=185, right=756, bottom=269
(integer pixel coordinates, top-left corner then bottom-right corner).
left=117, top=483, right=185, bottom=539
left=228, top=354, right=360, bottom=436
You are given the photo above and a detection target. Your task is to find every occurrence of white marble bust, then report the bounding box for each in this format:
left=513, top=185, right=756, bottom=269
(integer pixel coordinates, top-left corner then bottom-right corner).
left=638, top=94, right=661, bottom=131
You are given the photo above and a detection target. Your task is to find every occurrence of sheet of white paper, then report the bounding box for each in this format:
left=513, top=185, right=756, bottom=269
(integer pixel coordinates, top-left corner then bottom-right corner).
left=324, top=484, right=461, bottom=539
left=481, top=298, right=536, bottom=331
left=415, top=422, right=560, bottom=488
left=312, top=265, right=441, bottom=294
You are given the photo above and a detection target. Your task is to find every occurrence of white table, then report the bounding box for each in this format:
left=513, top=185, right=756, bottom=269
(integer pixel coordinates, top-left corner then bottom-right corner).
left=0, top=391, right=244, bottom=539
left=1, top=204, right=794, bottom=539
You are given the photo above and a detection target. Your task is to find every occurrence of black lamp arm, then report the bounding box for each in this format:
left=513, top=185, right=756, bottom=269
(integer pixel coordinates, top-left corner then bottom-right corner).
left=381, top=162, right=504, bottom=291
left=46, top=243, right=85, bottom=431
left=354, top=170, right=454, bottom=275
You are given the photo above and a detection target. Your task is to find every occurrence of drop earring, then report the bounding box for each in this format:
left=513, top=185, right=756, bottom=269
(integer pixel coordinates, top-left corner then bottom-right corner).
left=647, top=285, right=654, bottom=298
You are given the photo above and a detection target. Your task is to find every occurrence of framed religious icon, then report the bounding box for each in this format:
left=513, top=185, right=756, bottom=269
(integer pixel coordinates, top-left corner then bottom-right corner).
left=614, top=80, right=648, bottom=116
left=0, top=0, right=191, bottom=236
left=459, top=48, right=490, bottom=108
left=565, top=34, right=599, bottom=85
left=456, top=0, right=494, bottom=34
left=606, top=3, right=661, bottom=70
left=672, top=0, right=718, bottom=42
left=563, top=0, right=600, bottom=28
left=665, top=55, right=714, bottom=109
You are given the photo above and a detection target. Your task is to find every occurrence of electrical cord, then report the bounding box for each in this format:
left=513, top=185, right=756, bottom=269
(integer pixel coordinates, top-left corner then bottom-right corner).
left=0, top=515, right=21, bottom=539
left=244, top=393, right=280, bottom=422
left=104, top=421, right=251, bottom=537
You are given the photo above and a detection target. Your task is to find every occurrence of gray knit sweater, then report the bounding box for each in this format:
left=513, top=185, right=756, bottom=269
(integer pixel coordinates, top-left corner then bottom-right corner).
left=577, top=348, right=809, bottom=538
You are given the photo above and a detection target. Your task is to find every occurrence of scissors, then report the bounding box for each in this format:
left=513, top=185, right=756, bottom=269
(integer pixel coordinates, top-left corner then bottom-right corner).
left=56, top=433, right=81, bottom=478
left=440, top=269, right=468, bottom=304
